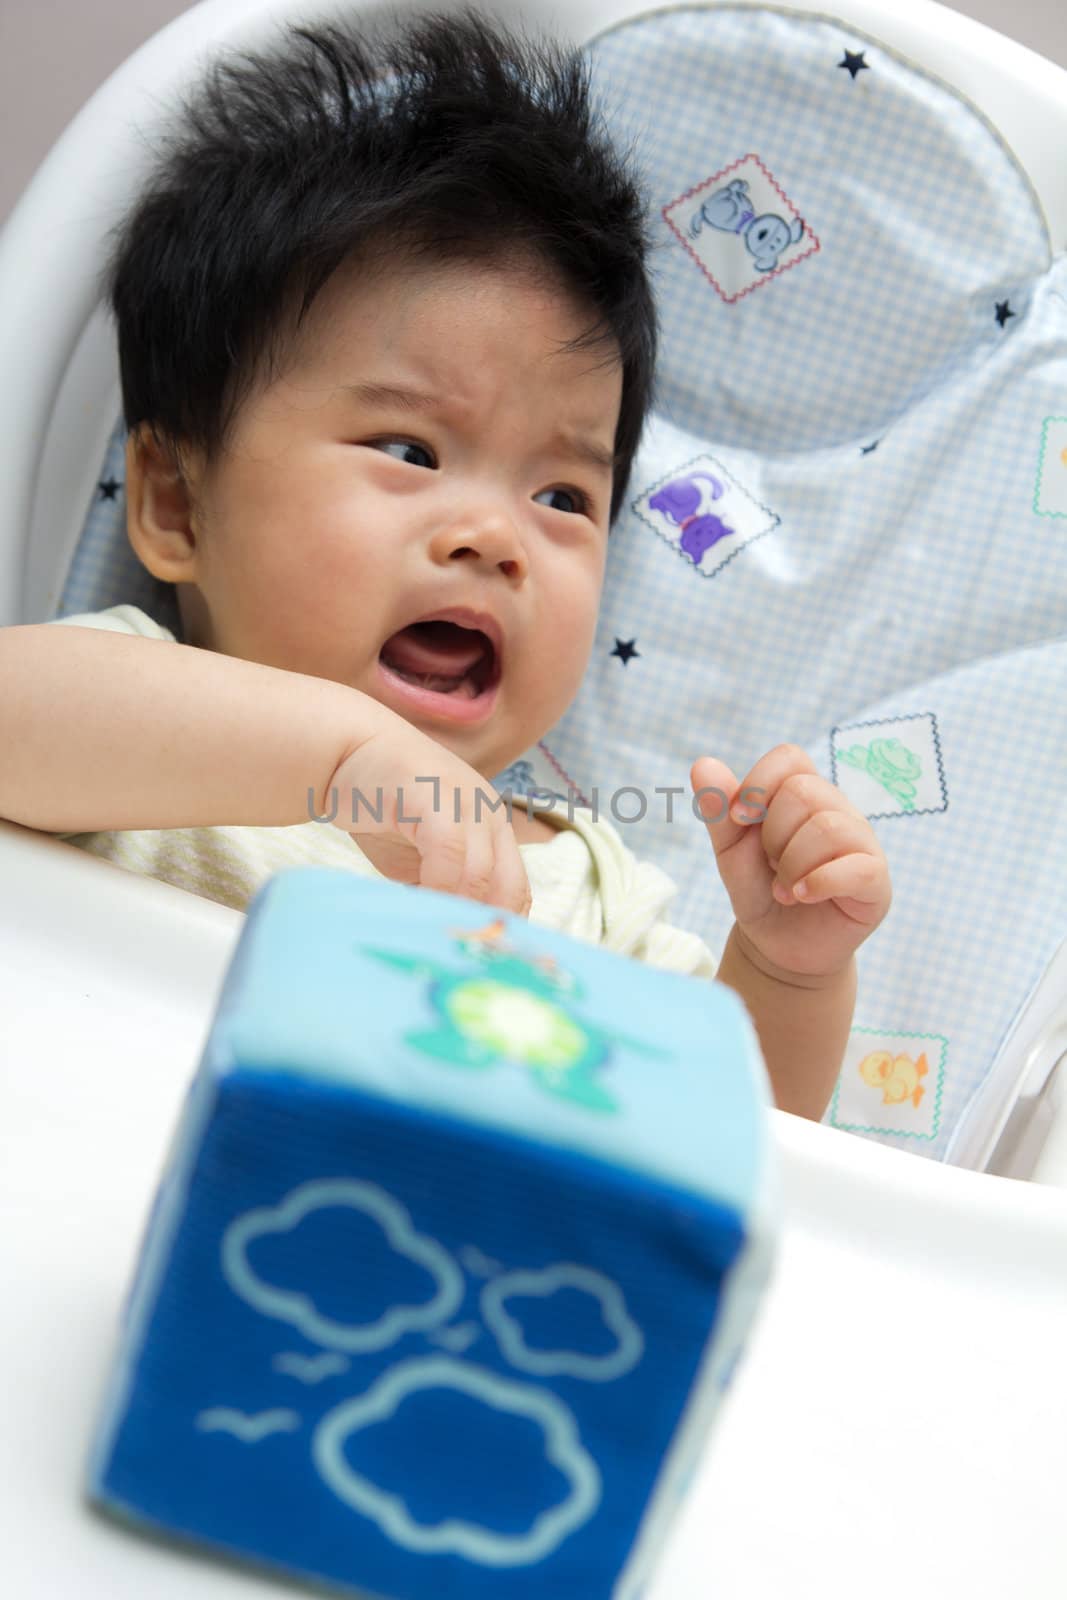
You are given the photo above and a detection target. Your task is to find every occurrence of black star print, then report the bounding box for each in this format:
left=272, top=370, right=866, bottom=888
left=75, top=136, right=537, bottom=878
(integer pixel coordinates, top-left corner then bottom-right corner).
left=860, top=440, right=880, bottom=455
left=97, top=477, right=122, bottom=501
left=838, top=50, right=869, bottom=80
left=611, top=638, right=639, bottom=666
left=994, top=301, right=1016, bottom=327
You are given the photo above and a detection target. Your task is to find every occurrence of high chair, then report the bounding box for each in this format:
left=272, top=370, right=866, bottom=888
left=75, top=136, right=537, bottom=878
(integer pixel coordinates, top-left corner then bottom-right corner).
left=2, top=1, right=1066, bottom=1595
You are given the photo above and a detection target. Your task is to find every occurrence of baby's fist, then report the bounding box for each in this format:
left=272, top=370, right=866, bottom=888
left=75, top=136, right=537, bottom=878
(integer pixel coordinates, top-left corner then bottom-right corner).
left=691, top=745, right=891, bottom=981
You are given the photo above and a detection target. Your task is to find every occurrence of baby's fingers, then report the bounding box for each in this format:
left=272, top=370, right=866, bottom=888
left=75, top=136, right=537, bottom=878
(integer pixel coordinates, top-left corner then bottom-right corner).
left=416, top=810, right=531, bottom=917
left=780, top=851, right=888, bottom=924
left=486, top=822, right=533, bottom=919
left=412, top=814, right=473, bottom=900
left=690, top=756, right=746, bottom=854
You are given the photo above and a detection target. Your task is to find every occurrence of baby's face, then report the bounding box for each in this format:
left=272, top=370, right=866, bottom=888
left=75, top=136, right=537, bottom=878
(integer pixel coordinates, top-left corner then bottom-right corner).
left=170, top=255, right=621, bottom=781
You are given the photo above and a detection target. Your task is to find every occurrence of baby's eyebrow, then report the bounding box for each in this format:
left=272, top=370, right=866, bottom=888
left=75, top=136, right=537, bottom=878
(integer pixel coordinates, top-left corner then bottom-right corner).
left=548, top=427, right=615, bottom=476
left=342, top=379, right=614, bottom=475
left=343, top=380, right=437, bottom=414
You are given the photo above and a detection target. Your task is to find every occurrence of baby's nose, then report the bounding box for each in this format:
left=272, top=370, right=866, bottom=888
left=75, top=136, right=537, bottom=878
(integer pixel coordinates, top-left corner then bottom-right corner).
left=430, top=515, right=528, bottom=580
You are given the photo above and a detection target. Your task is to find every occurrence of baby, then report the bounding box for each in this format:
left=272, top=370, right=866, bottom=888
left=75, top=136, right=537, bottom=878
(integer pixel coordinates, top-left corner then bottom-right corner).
left=0, top=8, right=890, bottom=1120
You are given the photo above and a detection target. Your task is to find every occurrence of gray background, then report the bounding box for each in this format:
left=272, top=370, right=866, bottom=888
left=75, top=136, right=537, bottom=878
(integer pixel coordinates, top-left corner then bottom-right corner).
left=1, top=0, right=1064, bottom=224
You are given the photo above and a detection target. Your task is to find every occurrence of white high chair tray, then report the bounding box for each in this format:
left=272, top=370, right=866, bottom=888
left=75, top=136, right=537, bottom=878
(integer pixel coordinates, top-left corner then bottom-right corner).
left=2, top=819, right=1066, bottom=1599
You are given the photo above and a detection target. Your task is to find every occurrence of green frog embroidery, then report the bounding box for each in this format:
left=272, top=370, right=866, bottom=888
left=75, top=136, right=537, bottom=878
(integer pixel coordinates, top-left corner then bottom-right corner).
left=839, top=736, right=922, bottom=810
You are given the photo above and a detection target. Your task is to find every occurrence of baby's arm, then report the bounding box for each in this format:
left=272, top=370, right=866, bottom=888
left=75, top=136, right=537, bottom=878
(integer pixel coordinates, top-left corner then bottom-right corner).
left=691, top=746, right=891, bottom=1122
left=716, top=927, right=855, bottom=1120
left=0, top=623, right=368, bottom=833
left=0, top=624, right=530, bottom=912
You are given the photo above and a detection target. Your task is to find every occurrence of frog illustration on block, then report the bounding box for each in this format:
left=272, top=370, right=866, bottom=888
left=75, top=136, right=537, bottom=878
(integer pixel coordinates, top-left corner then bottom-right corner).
left=362, top=920, right=669, bottom=1113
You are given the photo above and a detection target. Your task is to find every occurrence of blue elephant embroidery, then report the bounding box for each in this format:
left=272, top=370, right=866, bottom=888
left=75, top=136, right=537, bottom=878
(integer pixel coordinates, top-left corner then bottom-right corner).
left=648, top=471, right=734, bottom=565
left=690, top=179, right=803, bottom=273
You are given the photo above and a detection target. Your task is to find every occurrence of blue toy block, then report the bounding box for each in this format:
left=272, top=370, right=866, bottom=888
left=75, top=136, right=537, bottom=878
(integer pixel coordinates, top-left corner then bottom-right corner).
left=88, top=868, right=779, bottom=1598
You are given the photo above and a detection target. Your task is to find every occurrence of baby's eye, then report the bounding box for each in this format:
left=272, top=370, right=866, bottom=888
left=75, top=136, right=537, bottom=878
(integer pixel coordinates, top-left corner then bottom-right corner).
left=534, top=486, right=591, bottom=516
left=370, top=439, right=436, bottom=469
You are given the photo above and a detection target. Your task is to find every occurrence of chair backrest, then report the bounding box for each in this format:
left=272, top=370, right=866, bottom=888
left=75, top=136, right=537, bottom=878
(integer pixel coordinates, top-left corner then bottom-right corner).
left=2, top=0, right=1066, bottom=628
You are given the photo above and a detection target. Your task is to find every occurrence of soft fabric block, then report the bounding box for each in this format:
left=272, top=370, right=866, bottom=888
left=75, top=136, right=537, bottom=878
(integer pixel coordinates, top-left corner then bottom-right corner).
left=89, top=868, right=777, bottom=1598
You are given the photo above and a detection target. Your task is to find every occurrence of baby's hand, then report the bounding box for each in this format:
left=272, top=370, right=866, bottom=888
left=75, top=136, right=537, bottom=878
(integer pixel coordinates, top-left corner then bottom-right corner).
left=691, top=745, right=891, bottom=981
left=326, top=722, right=531, bottom=917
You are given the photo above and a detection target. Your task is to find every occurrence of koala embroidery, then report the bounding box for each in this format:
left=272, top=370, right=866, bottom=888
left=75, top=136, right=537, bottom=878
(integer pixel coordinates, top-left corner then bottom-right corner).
left=663, top=156, right=818, bottom=303
left=690, top=179, right=804, bottom=273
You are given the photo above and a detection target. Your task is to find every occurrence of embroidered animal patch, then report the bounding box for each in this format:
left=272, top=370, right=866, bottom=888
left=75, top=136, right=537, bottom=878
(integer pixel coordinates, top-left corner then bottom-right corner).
left=1034, top=417, right=1067, bottom=518
left=493, top=741, right=588, bottom=809
left=663, top=154, right=818, bottom=303
left=634, top=453, right=779, bottom=577
left=830, top=712, right=947, bottom=818
left=827, top=1026, right=948, bottom=1142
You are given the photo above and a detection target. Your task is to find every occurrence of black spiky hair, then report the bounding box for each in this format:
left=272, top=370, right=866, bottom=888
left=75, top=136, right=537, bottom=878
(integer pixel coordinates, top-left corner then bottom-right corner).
left=106, top=5, right=658, bottom=524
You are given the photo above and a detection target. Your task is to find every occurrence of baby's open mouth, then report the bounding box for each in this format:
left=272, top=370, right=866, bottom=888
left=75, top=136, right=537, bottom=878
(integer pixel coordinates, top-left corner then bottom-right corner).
left=378, top=620, right=498, bottom=699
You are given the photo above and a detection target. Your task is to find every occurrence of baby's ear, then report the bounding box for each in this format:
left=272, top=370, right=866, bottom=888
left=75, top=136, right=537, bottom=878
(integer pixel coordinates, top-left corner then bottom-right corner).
left=125, top=425, right=201, bottom=581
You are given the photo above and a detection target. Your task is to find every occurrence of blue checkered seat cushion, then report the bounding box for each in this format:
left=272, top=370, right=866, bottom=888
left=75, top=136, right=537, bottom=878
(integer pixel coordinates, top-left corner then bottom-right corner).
left=60, top=5, right=1067, bottom=1163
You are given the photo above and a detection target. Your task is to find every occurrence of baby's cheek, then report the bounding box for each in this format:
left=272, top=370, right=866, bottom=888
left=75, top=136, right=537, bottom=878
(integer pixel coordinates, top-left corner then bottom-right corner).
left=554, top=603, right=601, bottom=694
